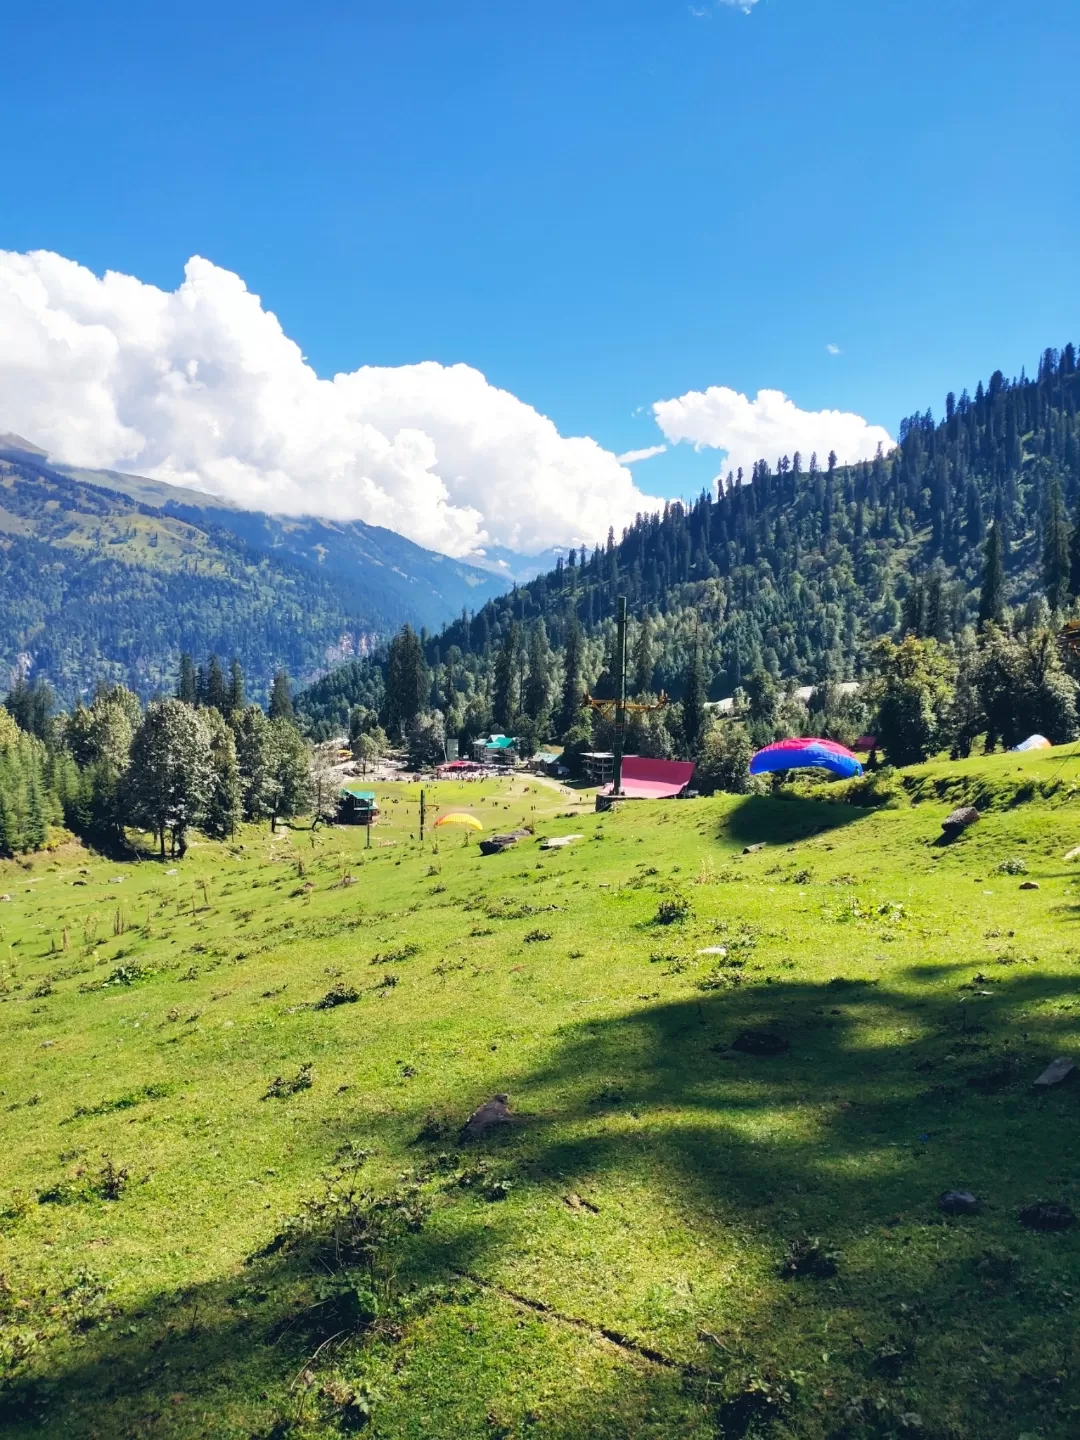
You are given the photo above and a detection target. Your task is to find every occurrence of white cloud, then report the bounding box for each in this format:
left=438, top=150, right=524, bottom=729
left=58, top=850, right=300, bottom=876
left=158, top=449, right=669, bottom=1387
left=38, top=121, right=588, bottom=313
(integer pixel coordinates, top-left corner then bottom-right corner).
left=0, top=250, right=663, bottom=560
left=653, top=385, right=894, bottom=477
left=616, top=444, right=667, bottom=464
left=826, top=343, right=841, bottom=356
left=717, top=0, right=761, bottom=10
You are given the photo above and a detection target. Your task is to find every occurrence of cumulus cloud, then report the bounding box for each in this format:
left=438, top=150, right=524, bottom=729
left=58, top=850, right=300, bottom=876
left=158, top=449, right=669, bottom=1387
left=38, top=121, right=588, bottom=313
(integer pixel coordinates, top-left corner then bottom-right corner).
left=826, top=343, right=841, bottom=356
left=616, top=444, right=667, bottom=464
left=653, top=385, right=894, bottom=478
left=0, top=250, right=663, bottom=559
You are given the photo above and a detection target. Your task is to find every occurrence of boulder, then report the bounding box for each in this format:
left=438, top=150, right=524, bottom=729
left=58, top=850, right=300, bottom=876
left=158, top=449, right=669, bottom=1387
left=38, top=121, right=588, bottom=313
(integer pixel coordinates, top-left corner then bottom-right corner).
left=1019, top=880, right=1040, bottom=890
left=941, top=806, right=980, bottom=839
left=939, top=1190, right=980, bottom=1215
left=461, top=1093, right=514, bottom=1140
left=1033, top=1057, right=1076, bottom=1088
left=1019, top=1200, right=1076, bottom=1232
left=479, top=831, right=529, bottom=856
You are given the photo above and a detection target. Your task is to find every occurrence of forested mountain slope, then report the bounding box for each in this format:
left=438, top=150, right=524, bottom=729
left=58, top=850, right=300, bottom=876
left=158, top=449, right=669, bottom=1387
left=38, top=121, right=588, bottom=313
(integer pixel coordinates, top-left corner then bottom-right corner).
left=295, top=344, right=1080, bottom=744
left=0, top=444, right=504, bottom=704
left=429, top=344, right=1080, bottom=697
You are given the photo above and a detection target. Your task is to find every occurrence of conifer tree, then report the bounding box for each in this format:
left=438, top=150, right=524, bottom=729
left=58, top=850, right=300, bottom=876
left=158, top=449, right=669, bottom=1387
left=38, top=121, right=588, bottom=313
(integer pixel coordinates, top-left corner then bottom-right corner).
left=202, top=708, right=242, bottom=838
left=633, top=609, right=654, bottom=694
left=177, top=653, right=197, bottom=706
left=269, top=670, right=294, bottom=722
left=204, top=655, right=227, bottom=713
left=979, top=522, right=1006, bottom=627
left=1043, top=478, right=1070, bottom=612
left=559, top=615, right=584, bottom=736
left=1068, top=495, right=1080, bottom=601
left=384, top=625, right=426, bottom=735
left=226, top=657, right=245, bottom=716
left=492, top=622, right=521, bottom=731
left=523, top=619, right=553, bottom=723
left=233, top=705, right=272, bottom=822
left=682, top=631, right=707, bottom=756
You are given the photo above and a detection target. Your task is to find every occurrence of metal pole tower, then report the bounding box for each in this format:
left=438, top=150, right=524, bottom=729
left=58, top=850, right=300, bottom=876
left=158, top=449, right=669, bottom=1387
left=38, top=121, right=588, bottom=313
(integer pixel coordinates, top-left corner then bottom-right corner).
left=612, top=597, right=627, bottom=796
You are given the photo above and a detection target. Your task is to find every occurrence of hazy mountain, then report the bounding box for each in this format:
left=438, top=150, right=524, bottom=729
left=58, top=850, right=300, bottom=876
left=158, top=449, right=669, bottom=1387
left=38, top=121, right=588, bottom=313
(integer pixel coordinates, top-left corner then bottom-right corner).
left=0, top=439, right=509, bottom=704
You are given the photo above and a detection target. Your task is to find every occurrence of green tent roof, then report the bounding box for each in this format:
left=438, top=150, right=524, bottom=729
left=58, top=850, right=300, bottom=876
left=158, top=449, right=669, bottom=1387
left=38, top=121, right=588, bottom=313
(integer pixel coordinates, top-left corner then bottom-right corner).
left=339, top=786, right=376, bottom=800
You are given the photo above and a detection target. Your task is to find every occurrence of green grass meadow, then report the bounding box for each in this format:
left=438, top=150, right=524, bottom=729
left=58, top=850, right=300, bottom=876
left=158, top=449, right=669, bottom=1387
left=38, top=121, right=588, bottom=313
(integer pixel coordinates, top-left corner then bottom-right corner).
left=1, top=754, right=1079, bottom=1438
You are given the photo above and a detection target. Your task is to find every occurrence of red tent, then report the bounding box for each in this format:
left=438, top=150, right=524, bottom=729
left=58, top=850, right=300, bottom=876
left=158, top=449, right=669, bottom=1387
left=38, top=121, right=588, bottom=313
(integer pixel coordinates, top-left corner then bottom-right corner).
left=598, top=756, right=695, bottom=799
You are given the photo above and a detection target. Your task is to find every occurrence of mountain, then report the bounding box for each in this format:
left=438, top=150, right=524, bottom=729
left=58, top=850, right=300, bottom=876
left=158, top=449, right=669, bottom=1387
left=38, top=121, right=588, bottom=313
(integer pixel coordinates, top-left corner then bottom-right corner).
left=0, top=440, right=507, bottom=704
left=296, top=343, right=1080, bottom=737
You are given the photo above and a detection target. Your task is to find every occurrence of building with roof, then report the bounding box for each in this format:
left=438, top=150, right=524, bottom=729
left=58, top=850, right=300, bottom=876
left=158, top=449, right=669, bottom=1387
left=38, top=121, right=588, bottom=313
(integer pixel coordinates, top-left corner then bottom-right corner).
left=337, top=785, right=379, bottom=825
left=597, top=756, right=695, bottom=803
left=471, top=734, right=518, bottom=765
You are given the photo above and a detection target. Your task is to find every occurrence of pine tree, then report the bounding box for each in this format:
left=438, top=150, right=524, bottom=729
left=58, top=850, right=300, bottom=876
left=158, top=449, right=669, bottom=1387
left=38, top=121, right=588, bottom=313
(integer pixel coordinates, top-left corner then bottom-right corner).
left=205, top=654, right=227, bottom=713
left=492, top=622, right=521, bottom=731
left=233, top=705, right=272, bottom=822
left=559, top=615, right=583, bottom=736
left=384, top=625, right=426, bottom=735
left=1042, top=478, right=1070, bottom=612
left=978, top=522, right=1006, bottom=627
left=0, top=788, right=16, bottom=856
left=523, top=619, right=553, bottom=723
left=682, top=632, right=707, bottom=756
left=227, top=657, right=245, bottom=716
left=177, top=653, right=197, bottom=706
left=633, top=609, right=654, bottom=694
left=269, top=670, right=293, bottom=722
left=202, top=708, right=242, bottom=838
left=24, top=776, right=46, bottom=851
left=1069, top=495, right=1080, bottom=601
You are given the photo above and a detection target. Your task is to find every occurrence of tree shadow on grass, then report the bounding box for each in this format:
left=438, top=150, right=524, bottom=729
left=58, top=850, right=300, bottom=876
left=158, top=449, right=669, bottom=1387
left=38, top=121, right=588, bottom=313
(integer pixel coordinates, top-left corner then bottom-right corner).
left=720, top=794, right=868, bottom=849
left=5, top=968, right=1080, bottom=1438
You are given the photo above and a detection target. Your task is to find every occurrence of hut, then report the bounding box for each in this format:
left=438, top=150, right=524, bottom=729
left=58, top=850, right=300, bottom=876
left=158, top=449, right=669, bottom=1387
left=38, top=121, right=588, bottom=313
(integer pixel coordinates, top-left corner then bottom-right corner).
left=337, top=785, right=379, bottom=825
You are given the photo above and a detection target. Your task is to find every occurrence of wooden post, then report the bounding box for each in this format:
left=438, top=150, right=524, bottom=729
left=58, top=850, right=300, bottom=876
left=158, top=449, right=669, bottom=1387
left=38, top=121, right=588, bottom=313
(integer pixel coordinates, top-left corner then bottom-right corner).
left=419, top=788, right=426, bottom=842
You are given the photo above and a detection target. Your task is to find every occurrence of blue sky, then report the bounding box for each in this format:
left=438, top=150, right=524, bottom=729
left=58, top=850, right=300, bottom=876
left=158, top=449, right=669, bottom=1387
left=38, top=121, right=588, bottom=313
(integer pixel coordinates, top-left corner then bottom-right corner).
left=2, top=0, right=1078, bottom=551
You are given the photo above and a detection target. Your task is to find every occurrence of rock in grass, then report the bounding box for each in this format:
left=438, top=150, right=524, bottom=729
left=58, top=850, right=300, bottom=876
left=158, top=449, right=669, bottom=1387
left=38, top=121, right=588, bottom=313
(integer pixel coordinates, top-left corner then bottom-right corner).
left=461, top=1093, right=514, bottom=1140
left=1033, top=1056, right=1076, bottom=1087
left=1018, top=880, right=1040, bottom=890
left=1064, top=846, right=1080, bottom=862
left=941, top=805, right=980, bottom=839
left=742, top=842, right=765, bottom=854
left=1019, top=1200, right=1076, bottom=1231
left=939, top=1190, right=980, bottom=1215
left=731, top=1029, right=789, bottom=1056
left=313, top=983, right=359, bottom=1009
left=779, top=1235, right=839, bottom=1278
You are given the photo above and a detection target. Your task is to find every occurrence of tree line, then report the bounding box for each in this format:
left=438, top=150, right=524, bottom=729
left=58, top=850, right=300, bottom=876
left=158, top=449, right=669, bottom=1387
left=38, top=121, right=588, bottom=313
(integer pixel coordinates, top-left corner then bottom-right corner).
left=0, top=655, right=314, bottom=858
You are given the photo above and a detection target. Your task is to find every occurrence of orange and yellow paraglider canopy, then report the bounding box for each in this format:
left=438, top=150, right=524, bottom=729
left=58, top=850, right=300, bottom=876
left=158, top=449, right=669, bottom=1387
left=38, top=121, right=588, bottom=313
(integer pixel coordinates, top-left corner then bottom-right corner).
left=434, top=812, right=483, bottom=830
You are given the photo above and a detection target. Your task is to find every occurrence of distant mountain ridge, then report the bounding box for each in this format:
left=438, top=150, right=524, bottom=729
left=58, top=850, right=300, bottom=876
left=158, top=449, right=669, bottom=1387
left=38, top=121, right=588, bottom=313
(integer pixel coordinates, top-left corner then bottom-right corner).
left=0, top=438, right=510, bottom=704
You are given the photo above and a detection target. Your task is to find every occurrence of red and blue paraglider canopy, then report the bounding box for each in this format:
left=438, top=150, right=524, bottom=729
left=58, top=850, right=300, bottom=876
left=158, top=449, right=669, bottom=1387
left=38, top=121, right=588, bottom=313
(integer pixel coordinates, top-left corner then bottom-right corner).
left=749, top=737, right=863, bottom=780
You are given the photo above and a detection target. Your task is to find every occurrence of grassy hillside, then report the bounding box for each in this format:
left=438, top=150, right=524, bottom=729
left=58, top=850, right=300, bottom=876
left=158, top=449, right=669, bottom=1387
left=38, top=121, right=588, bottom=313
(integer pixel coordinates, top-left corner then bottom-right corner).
left=1, top=754, right=1079, bottom=1438
left=0, top=450, right=504, bottom=704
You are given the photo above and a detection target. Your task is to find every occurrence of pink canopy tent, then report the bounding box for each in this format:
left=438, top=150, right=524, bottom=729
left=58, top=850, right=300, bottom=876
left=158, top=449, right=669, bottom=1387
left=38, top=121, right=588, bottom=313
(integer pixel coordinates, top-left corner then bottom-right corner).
left=598, top=756, right=695, bottom=799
